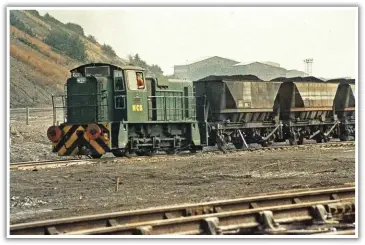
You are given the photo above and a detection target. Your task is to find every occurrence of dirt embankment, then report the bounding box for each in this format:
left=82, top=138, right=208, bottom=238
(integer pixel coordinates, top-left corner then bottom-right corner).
left=10, top=10, right=126, bottom=108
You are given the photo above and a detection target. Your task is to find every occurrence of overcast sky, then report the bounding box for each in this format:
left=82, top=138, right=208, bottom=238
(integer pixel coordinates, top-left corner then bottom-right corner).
left=38, top=7, right=357, bottom=78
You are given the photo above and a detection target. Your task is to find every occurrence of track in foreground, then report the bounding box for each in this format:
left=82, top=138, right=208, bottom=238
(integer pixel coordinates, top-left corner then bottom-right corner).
left=10, top=141, right=355, bottom=171
left=10, top=186, right=355, bottom=235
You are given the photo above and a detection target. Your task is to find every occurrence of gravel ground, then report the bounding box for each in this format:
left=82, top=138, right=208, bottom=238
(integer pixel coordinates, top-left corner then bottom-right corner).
left=10, top=110, right=74, bottom=163
left=10, top=145, right=355, bottom=224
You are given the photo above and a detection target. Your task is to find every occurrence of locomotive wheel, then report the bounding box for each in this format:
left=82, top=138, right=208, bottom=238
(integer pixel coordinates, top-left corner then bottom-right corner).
left=144, top=150, right=155, bottom=156
left=190, top=146, right=197, bottom=153
left=190, top=143, right=203, bottom=153
left=297, top=136, right=304, bottom=145
left=135, top=150, right=155, bottom=156
left=91, top=154, right=102, bottom=159
left=166, top=149, right=177, bottom=155
left=135, top=150, right=145, bottom=156
left=112, top=150, right=125, bottom=157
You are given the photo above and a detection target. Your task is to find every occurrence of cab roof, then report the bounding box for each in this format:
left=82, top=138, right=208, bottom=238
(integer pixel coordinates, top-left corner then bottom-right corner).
left=70, top=63, right=145, bottom=72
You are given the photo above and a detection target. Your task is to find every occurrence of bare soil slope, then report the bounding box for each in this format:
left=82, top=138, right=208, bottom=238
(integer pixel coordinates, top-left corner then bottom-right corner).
left=10, top=10, right=126, bottom=108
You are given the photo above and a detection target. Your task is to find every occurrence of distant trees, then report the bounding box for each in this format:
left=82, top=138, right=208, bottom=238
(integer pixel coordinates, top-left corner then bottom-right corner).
left=87, top=35, right=97, bottom=43
left=128, top=54, right=164, bottom=76
left=44, top=29, right=86, bottom=61
left=42, top=13, right=64, bottom=26
left=101, top=44, right=117, bottom=57
left=65, top=22, right=84, bottom=35
left=149, top=64, right=164, bottom=75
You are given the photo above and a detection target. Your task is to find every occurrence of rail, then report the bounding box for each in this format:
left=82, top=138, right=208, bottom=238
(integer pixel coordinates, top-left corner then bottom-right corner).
left=10, top=186, right=355, bottom=235
left=10, top=141, right=355, bottom=171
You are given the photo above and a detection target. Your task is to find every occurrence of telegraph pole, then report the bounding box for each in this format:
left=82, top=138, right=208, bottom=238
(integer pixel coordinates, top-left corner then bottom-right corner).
left=303, top=58, right=314, bottom=76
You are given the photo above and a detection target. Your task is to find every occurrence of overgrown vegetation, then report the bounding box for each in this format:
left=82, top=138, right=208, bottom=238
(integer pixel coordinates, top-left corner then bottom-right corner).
left=25, top=10, right=41, bottom=17
left=65, top=22, right=84, bottom=35
left=42, top=13, right=64, bottom=26
left=17, top=37, right=41, bottom=52
left=128, top=54, right=164, bottom=76
left=10, top=44, right=69, bottom=84
left=11, top=26, right=69, bottom=65
left=44, top=29, right=86, bottom=61
left=10, top=12, right=34, bottom=36
left=87, top=35, right=97, bottom=43
left=101, top=44, right=117, bottom=57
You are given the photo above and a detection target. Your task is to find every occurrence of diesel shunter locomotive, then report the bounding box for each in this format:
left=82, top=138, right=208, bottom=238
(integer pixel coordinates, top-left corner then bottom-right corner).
left=47, top=63, right=355, bottom=158
left=47, top=63, right=201, bottom=158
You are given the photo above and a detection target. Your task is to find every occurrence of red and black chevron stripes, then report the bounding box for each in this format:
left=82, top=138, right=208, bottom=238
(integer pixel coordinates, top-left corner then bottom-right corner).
left=51, top=123, right=110, bottom=156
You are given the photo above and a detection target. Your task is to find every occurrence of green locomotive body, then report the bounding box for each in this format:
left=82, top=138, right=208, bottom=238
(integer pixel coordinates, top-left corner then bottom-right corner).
left=48, top=63, right=202, bottom=158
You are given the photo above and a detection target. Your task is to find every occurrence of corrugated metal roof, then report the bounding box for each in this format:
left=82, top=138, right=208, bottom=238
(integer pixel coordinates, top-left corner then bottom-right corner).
left=197, top=74, right=262, bottom=81
left=175, top=56, right=239, bottom=66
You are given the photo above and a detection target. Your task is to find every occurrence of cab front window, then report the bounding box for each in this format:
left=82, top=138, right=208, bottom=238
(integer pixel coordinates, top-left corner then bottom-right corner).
left=114, top=70, right=124, bottom=91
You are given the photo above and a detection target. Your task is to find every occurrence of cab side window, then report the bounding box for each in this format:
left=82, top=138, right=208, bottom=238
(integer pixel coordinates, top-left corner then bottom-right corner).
left=136, top=72, right=145, bottom=89
left=126, top=70, right=145, bottom=90
left=114, top=70, right=124, bottom=91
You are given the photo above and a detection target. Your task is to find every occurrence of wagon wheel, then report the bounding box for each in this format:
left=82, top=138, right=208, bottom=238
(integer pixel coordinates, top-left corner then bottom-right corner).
left=232, top=136, right=245, bottom=149
left=260, top=141, right=270, bottom=147
left=339, top=128, right=350, bottom=141
left=297, top=136, right=304, bottom=145
left=314, top=133, right=328, bottom=143
left=289, top=137, right=297, bottom=145
left=289, top=136, right=304, bottom=145
left=216, top=135, right=227, bottom=153
left=323, top=136, right=330, bottom=143
left=315, top=137, right=323, bottom=143
left=339, top=135, right=349, bottom=141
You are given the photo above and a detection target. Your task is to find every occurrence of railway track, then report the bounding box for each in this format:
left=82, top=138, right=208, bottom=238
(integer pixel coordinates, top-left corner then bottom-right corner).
left=10, top=141, right=355, bottom=171
left=10, top=186, right=355, bottom=235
